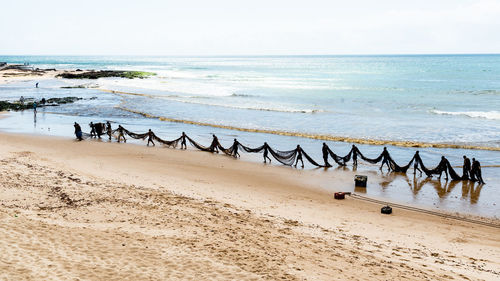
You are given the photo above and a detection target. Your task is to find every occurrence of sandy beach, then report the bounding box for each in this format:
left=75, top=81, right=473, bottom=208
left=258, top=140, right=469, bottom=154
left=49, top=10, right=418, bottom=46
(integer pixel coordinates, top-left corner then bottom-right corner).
left=0, top=132, right=498, bottom=280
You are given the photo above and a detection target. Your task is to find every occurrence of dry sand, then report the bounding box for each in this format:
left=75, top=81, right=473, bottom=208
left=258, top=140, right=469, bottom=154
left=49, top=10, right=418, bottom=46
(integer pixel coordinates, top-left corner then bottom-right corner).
left=0, top=133, right=499, bottom=280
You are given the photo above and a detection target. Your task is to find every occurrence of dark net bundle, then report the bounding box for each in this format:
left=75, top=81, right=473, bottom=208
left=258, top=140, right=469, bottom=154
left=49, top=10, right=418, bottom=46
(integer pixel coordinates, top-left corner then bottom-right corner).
left=445, top=160, right=463, bottom=181
left=153, top=134, right=183, bottom=148
left=301, top=148, right=326, bottom=167
left=388, top=155, right=414, bottom=173
left=415, top=154, right=444, bottom=177
left=326, top=147, right=349, bottom=166
left=186, top=136, right=216, bottom=152
left=123, top=128, right=149, bottom=140
left=355, top=147, right=384, bottom=164
left=267, top=147, right=298, bottom=166
left=216, top=142, right=236, bottom=156
left=239, top=143, right=266, bottom=153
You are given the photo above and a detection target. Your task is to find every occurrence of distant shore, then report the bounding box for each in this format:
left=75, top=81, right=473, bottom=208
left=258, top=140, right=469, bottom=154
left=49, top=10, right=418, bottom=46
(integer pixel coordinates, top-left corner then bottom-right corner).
left=0, top=132, right=499, bottom=280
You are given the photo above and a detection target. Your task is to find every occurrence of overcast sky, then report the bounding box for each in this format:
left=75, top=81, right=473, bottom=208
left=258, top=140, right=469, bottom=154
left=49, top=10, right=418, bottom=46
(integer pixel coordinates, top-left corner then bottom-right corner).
left=1, top=0, right=499, bottom=55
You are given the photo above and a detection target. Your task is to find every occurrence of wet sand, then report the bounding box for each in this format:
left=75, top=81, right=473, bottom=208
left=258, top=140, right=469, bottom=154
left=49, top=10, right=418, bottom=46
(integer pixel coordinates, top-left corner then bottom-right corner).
left=0, top=132, right=498, bottom=280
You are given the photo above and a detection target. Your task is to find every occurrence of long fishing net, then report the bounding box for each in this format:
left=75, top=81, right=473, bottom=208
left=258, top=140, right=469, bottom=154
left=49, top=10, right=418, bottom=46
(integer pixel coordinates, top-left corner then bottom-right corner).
left=77, top=125, right=483, bottom=182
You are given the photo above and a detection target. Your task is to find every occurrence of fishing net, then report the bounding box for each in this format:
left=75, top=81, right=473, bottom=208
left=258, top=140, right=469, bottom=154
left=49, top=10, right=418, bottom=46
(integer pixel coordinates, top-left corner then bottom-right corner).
left=77, top=125, right=482, bottom=182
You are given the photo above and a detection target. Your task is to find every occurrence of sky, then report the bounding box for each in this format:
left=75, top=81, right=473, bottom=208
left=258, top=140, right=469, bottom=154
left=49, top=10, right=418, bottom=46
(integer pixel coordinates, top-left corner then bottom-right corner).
left=1, top=0, right=499, bottom=56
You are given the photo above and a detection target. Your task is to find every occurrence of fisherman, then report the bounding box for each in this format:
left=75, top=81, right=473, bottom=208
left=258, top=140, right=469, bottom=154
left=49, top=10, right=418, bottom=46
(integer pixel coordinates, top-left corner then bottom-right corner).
left=95, top=123, right=104, bottom=139
left=352, top=144, right=358, bottom=166
left=232, top=138, right=240, bottom=158
left=294, top=145, right=304, bottom=168
left=413, top=151, right=422, bottom=176
left=263, top=142, right=272, bottom=163
left=41, top=98, right=46, bottom=105
left=106, top=121, right=112, bottom=140
left=437, top=156, right=449, bottom=180
left=462, top=155, right=471, bottom=180
left=33, top=101, right=37, bottom=114
left=471, top=158, right=485, bottom=184
left=380, top=147, right=391, bottom=171
left=210, top=134, right=219, bottom=153
left=147, top=129, right=155, bottom=146
left=74, top=122, right=83, bottom=141
left=117, top=125, right=126, bottom=143
left=322, top=143, right=331, bottom=167
left=89, top=122, right=96, bottom=138
left=35, top=82, right=39, bottom=88
left=180, top=132, right=187, bottom=149
left=19, top=96, right=25, bottom=105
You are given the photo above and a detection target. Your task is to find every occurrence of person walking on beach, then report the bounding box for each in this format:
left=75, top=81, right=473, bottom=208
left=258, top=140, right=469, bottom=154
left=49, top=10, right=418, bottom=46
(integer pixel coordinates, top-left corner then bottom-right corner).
left=117, top=125, right=126, bottom=143
left=106, top=121, right=112, bottom=140
left=147, top=129, right=155, bottom=146
left=437, top=156, right=449, bottom=180
left=74, top=122, right=83, bottom=141
left=294, top=145, right=304, bottom=168
left=322, top=143, right=331, bottom=167
left=232, top=139, right=240, bottom=158
left=89, top=122, right=96, bottom=138
left=413, top=151, right=422, bottom=176
left=210, top=134, right=219, bottom=153
left=180, top=132, right=187, bottom=149
left=462, top=155, right=471, bottom=180
left=380, top=147, right=391, bottom=171
left=263, top=142, right=272, bottom=163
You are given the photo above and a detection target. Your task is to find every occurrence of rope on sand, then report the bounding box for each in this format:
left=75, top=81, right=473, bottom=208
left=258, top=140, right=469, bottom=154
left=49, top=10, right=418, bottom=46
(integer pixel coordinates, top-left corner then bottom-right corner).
left=349, top=193, right=500, bottom=229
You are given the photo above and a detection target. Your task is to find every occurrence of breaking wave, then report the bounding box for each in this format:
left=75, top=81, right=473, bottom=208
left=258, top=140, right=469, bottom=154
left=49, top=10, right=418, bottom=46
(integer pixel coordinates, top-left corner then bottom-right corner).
left=432, top=110, right=500, bottom=120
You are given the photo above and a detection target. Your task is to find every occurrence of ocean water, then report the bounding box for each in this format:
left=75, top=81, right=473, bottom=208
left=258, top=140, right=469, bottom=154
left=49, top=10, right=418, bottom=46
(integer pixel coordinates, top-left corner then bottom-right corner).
left=0, top=55, right=499, bottom=217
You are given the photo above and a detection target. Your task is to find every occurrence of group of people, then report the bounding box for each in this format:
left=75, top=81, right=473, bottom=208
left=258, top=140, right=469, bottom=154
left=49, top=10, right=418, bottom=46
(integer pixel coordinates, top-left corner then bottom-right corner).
left=73, top=123, right=486, bottom=184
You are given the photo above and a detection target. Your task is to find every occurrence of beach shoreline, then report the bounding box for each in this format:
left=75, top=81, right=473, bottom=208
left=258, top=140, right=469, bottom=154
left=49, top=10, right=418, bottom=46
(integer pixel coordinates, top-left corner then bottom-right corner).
left=0, top=132, right=499, bottom=280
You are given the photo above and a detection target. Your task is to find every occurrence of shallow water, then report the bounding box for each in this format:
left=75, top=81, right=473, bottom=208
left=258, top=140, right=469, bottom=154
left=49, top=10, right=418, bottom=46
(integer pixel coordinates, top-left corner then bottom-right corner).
left=0, top=55, right=499, bottom=218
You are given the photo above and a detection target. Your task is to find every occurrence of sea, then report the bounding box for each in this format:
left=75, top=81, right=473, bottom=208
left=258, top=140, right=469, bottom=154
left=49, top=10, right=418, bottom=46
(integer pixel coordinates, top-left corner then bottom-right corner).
left=0, top=55, right=499, bottom=218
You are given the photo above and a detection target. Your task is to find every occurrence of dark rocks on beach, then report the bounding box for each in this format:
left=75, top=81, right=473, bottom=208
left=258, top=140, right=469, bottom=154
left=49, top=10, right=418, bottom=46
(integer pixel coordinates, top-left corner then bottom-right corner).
left=0, top=97, right=82, bottom=111
left=57, top=70, right=156, bottom=79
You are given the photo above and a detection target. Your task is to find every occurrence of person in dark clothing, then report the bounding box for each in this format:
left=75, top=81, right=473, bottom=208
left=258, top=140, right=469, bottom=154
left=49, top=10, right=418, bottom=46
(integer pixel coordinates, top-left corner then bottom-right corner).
left=294, top=145, right=304, bottom=168
left=95, top=123, right=104, bottom=139
left=89, top=122, right=96, bottom=138
left=106, top=121, right=112, bottom=140
left=35, top=82, right=39, bottom=88
left=74, top=122, right=83, bottom=141
left=322, top=143, right=331, bottom=167
left=462, top=155, right=471, bottom=180
left=263, top=142, right=272, bottom=163
left=210, top=134, right=219, bottom=153
left=438, top=156, right=449, bottom=180
left=180, top=132, right=187, bottom=149
left=232, top=139, right=240, bottom=158
left=471, top=158, right=485, bottom=184
left=380, top=147, right=390, bottom=171
left=41, top=98, right=46, bottom=105
left=117, top=125, right=126, bottom=143
left=147, top=129, right=155, bottom=146
left=352, top=144, right=358, bottom=167
left=413, top=151, right=422, bottom=176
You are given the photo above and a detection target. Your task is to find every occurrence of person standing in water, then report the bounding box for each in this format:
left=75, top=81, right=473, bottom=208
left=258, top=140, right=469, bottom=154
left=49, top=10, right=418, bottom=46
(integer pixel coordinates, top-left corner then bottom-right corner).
left=180, top=132, right=187, bottom=149
left=462, top=155, right=471, bottom=180
left=263, top=142, right=272, bottom=163
left=352, top=144, right=358, bottom=167
left=89, top=122, right=96, bottom=138
left=35, top=82, right=39, bottom=88
left=413, top=151, right=422, bottom=176
left=471, top=158, right=485, bottom=184
left=147, top=129, right=155, bottom=146
left=33, top=101, right=37, bottom=114
left=117, top=125, right=126, bottom=143
left=322, top=143, right=331, bottom=167
left=106, top=121, right=112, bottom=140
left=232, top=138, right=240, bottom=158
left=74, top=122, right=83, bottom=141
left=437, top=156, right=449, bottom=180
left=294, top=145, right=304, bottom=168
left=380, top=147, right=391, bottom=171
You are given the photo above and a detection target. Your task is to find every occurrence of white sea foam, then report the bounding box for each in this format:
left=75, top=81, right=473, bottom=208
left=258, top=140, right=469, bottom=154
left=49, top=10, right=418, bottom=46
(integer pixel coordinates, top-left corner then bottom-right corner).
left=432, top=110, right=500, bottom=120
